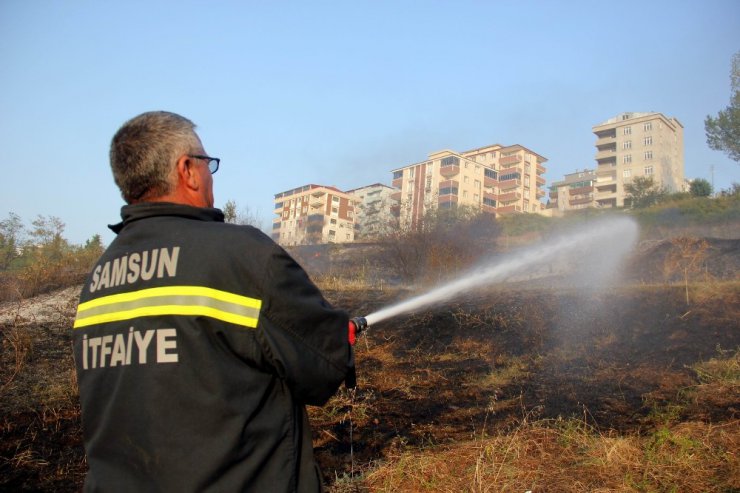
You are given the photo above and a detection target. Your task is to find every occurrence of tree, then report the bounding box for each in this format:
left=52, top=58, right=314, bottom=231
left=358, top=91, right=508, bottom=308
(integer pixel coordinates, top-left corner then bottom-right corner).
left=689, top=178, right=713, bottom=197
left=0, top=212, right=24, bottom=270
left=222, top=200, right=238, bottom=223
left=705, top=51, right=740, bottom=162
left=221, top=200, right=263, bottom=229
left=624, top=176, right=666, bottom=208
left=29, top=215, right=68, bottom=261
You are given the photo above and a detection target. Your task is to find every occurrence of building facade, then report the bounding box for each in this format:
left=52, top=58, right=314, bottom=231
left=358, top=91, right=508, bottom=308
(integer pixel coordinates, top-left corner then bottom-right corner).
left=272, top=184, right=358, bottom=246
left=548, top=169, right=597, bottom=211
left=593, top=112, right=684, bottom=207
left=347, top=183, right=397, bottom=240
left=390, top=144, right=547, bottom=230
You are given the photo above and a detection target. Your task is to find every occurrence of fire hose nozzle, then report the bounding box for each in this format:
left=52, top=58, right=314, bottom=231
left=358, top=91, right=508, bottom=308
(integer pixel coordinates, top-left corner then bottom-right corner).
left=348, top=316, right=368, bottom=345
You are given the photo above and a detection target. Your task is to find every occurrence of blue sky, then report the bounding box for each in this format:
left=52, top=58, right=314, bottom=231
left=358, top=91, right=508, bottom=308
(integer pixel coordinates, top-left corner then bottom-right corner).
left=1, top=0, right=738, bottom=245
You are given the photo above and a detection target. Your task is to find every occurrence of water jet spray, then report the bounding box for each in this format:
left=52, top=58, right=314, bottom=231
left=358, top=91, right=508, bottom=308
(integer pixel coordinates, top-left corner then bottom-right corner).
left=348, top=216, right=639, bottom=333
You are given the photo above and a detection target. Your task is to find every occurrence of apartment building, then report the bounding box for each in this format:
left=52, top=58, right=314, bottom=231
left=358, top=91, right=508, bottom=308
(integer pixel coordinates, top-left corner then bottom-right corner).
left=347, top=183, right=397, bottom=240
left=390, top=144, right=547, bottom=230
left=548, top=169, right=597, bottom=211
left=593, top=112, right=684, bottom=207
left=272, top=184, right=357, bottom=246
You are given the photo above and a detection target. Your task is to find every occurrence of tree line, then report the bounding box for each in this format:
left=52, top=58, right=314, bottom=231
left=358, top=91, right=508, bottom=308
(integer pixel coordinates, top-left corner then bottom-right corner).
left=0, top=213, right=104, bottom=300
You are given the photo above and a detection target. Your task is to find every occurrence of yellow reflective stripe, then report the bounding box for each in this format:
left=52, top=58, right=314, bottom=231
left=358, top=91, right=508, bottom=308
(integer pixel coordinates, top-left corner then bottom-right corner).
left=74, top=286, right=262, bottom=329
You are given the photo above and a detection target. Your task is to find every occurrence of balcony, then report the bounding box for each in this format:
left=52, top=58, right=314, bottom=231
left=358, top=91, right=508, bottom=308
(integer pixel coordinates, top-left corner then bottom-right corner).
left=595, top=148, right=616, bottom=160
left=500, top=155, right=521, bottom=166
left=390, top=191, right=402, bottom=203
left=595, top=188, right=616, bottom=200
left=568, top=185, right=594, bottom=196
left=498, top=191, right=521, bottom=203
left=536, top=175, right=546, bottom=186
left=392, top=177, right=403, bottom=188
left=594, top=129, right=616, bottom=141
left=438, top=195, right=458, bottom=206
left=484, top=175, right=498, bottom=187
left=536, top=163, right=546, bottom=174
left=596, top=155, right=617, bottom=166
left=536, top=189, right=546, bottom=198
left=498, top=178, right=521, bottom=191
left=439, top=164, right=460, bottom=178
left=496, top=204, right=522, bottom=214
left=570, top=196, right=594, bottom=206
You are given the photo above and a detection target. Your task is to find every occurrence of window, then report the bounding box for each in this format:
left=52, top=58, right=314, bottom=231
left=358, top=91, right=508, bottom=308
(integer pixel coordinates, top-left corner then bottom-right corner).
left=441, top=156, right=460, bottom=167
left=623, top=126, right=632, bottom=135
left=644, top=166, right=654, bottom=175
left=330, top=218, right=337, bottom=224
left=332, top=196, right=339, bottom=203
left=644, top=122, right=653, bottom=131
left=644, top=136, right=652, bottom=146
left=623, top=169, right=632, bottom=178
left=409, top=168, right=415, bottom=178
left=393, top=171, right=403, bottom=179
left=644, top=151, right=653, bottom=160
left=623, top=154, right=632, bottom=164
left=524, top=176, right=530, bottom=187
left=463, top=190, right=468, bottom=199
left=483, top=197, right=496, bottom=207
left=499, top=172, right=521, bottom=182
left=484, top=168, right=497, bottom=179
left=464, top=175, right=469, bottom=183
left=474, top=179, right=481, bottom=189
left=439, top=186, right=458, bottom=196
left=623, top=140, right=632, bottom=150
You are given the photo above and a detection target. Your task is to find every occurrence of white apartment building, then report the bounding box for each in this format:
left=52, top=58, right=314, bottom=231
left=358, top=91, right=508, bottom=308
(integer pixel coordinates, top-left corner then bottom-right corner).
left=390, top=144, right=547, bottom=230
left=347, top=183, right=397, bottom=240
left=593, top=112, right=684, bottom=207
left=548, top=169, right=597, bottom=211
left=272, top=184, right=358, bottom=246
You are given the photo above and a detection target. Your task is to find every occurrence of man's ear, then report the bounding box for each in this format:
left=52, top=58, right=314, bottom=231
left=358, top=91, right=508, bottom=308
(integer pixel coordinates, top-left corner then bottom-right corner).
left=175, top=155, right=199, bottom=191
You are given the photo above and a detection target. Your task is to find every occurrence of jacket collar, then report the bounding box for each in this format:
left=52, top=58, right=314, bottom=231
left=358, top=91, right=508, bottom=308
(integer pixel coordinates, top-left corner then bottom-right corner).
left=109, top=202, right=225, bottom=234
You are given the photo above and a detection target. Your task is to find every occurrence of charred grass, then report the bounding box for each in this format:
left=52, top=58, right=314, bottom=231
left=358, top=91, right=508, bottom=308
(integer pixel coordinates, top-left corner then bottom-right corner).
left=1, top=282, right=738, bottom=491
left=313, top=283, right=740, bottom=492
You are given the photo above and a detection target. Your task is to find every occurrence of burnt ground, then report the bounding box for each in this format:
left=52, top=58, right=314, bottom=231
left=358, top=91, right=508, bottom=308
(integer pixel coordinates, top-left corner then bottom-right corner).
left=0, top=237, right=738, bottom=491
left=311, top=283, right=740, bottom=483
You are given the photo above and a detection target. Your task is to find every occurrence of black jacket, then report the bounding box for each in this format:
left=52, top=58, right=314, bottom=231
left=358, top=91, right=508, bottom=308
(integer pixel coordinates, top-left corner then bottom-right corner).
left=73, top=202, right=354, bottom=492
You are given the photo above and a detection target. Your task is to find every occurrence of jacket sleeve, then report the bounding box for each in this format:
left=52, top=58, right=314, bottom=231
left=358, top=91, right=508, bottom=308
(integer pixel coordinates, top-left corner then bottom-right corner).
left=256, top=241, right=353, bottom=406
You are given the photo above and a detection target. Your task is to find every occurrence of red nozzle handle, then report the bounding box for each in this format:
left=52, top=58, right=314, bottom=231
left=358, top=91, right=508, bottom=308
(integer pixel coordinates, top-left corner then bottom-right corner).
left=348, top=317, right=368, bottom=345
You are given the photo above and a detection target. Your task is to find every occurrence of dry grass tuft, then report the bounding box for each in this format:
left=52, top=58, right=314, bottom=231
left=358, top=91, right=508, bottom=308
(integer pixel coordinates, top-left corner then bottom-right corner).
left=360, top=418, right=739, bottom=492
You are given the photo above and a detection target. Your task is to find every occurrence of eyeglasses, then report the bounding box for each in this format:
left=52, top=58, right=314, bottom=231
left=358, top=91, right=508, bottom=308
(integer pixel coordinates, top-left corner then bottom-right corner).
left=188, top=155, right=220, bottom=174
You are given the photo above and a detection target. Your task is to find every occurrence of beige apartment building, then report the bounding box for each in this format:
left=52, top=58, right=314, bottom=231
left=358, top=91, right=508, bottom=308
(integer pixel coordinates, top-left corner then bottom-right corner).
left=272, top=184, right=358, bottom=246
left=593, top=112, right=684, bottom=207
left=548, top=169, right=597, bottom=212
left=391, top=144, right=547, bottom=230
left=347, top=183, right=397, bottom=240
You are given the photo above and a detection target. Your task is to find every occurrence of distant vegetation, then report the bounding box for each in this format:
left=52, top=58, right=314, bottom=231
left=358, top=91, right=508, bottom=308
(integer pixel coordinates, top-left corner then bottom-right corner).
left=1, top=187, right=737, bottom=301
left=0, top=214, right=103, bottom=301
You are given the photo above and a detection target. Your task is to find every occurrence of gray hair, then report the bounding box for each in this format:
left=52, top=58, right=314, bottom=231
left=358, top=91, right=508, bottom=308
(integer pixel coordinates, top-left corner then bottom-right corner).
left=110, top=111, right=202, bottom=203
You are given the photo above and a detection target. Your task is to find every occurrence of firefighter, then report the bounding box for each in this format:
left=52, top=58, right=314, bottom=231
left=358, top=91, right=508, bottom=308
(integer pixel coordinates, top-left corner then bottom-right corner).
left=73, top=111, right=356, bottom=492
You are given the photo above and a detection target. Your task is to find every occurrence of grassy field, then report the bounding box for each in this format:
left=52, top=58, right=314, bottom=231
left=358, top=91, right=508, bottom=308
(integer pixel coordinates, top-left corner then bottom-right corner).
left=1, top=234, right=738, bottom=491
